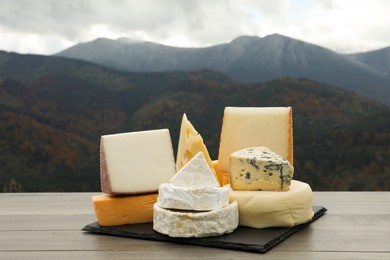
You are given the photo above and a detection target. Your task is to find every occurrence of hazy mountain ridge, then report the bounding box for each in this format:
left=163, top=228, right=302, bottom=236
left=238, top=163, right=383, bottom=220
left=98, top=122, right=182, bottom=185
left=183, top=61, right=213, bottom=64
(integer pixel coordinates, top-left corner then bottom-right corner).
left=0, top=51, right=389, bottom=192
left=56, top=34, right=390, bottom=106
left=347, top=46, right=390, bottom=77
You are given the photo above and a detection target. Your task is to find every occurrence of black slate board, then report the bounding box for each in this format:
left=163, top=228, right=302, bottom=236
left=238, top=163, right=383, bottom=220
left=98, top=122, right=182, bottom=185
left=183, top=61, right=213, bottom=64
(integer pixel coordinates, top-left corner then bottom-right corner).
left=82, top=206, right=327, bottom=253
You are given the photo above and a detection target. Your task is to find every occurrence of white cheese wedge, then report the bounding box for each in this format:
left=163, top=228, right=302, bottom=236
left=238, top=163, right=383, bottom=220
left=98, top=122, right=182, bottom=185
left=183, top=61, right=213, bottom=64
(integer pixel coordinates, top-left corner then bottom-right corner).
left=230, top=147, right=294, bottom=191
left=157, top=183, right=230, bottom=211
left=153, top=202, right=239, bottom=238
left=176, top=113, right=217, bottom=180
left=158, top=152, right=228, bottom=211
left=170, top=151, right=219, bottom=188
left=229, top=180, right=314, bottom=228
left=218, top=107, right=293, bottom=173
left=100, top=129, right=176, bottom=194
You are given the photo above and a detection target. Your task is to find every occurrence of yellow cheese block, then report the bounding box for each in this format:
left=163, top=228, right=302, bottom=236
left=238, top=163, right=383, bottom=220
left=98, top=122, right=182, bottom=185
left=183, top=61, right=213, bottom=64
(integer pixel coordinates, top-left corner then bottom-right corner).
left=92, top=193, right=158, bottom=226
left=212, top=160, right=230, bottom=186
left=218, top=107, right=293, bottom=174
left=229, top=180, right=314, bottom=228
left=176, top=113, right=217, bottom=181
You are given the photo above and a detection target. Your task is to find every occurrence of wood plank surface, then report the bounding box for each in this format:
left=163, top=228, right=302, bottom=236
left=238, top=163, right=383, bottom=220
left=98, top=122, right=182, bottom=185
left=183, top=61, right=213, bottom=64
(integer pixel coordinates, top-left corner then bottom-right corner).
left=1, top=192, right=389, bottom=259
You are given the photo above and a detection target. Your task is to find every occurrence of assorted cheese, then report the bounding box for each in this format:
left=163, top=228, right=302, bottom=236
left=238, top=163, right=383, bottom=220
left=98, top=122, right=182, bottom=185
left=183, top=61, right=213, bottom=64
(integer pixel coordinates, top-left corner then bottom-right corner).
left=100, top=129, right=176, bottom=195
left=229, top=180, right=314, bottom=228
left=91, top=107, right=314, bottom=238
left=229, top=146, right=294, bottom=191
left=92, top=193, right=157, bottom=226
left=93, top=128, right=176, bottom=226
left=154, top=151, right=238, bottom=236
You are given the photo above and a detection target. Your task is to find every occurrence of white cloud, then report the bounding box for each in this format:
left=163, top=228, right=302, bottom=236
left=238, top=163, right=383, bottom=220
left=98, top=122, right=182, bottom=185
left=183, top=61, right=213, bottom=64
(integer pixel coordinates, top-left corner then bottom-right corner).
left=0, top=0, right=389, bottom=54
left=0, top=27, right=73, bottom=54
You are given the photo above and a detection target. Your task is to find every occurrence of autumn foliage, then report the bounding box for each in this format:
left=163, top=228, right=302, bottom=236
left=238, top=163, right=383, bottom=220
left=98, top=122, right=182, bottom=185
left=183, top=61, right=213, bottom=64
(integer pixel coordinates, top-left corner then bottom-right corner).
left=0, top=52, right=389, bottom=191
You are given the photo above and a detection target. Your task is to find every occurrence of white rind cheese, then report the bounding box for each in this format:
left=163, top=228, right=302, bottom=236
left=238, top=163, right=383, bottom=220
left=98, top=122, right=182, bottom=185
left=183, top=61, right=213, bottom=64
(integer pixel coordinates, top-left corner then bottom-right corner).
left=229, top=180, right=314, bottom=228
left=100, top=129, right=176, bottom=194
left=158, top=152, right=228, bottom=211
left=170, top=151, right=219, bottom=188
left=153, top=202, right=239, bottom=238
left=157, top=183, right=230, bottom=211
left=230, top=147, right=294, bottom=191
left=218, top=107, right=293, bottom=173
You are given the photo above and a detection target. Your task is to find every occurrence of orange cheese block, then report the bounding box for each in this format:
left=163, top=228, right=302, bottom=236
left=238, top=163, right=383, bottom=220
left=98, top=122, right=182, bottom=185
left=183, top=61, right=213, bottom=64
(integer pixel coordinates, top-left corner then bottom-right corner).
left=92, top=193, right=158, bottom=226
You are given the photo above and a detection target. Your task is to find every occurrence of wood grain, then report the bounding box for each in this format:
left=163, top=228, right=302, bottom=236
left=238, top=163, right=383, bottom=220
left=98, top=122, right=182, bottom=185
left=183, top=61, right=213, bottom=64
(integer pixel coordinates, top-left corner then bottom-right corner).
left=1, top=192, right=389, bottom=259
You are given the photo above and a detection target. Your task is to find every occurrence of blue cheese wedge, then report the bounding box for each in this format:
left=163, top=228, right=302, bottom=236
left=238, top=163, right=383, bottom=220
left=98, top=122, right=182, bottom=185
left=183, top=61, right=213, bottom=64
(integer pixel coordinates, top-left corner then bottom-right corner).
left=229, top=146, right=294, bottom=191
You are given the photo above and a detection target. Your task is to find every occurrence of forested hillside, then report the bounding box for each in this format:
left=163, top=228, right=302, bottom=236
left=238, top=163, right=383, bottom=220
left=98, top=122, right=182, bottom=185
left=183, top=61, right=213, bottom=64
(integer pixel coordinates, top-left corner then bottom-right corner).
left=0, top=51, right=389, bottom=191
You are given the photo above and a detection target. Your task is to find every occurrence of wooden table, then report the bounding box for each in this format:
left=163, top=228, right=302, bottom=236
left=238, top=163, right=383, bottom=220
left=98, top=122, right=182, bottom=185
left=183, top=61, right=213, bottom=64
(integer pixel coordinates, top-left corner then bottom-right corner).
left=1, top=192, right=389, bottom=259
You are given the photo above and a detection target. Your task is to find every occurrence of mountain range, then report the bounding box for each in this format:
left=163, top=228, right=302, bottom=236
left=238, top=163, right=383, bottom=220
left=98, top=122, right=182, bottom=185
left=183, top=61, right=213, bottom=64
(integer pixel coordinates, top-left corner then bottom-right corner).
left=56, top=34, right=390, bottom=106
left=347, top=46, right=390, bottom=77
left=0, top=50, right=389, bottom=192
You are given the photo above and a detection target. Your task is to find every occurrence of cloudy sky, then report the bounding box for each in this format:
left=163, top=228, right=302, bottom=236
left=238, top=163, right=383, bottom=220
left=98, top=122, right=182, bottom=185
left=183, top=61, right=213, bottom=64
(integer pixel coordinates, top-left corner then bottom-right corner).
left=1, top=0, right=389, bottom=55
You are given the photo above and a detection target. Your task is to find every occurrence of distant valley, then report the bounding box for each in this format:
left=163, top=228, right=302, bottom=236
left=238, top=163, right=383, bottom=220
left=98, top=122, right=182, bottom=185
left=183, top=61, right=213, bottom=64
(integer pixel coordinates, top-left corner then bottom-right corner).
left=56, top=34, right=390, bottom=106
left=0, top=51, right=389, bottom=192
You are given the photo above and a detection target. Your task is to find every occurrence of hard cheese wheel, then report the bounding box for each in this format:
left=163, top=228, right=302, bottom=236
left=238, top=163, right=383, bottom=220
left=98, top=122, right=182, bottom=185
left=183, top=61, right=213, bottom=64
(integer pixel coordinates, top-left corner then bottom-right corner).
left=229, top=180, right=314, bottom=228
left=153, top=202, right=239, bottom=238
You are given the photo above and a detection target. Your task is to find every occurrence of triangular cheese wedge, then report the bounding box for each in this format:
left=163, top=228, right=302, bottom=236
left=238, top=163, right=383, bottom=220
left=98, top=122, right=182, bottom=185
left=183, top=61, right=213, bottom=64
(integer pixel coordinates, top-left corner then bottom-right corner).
left=170, top=152, right=219, bottom=188
left=176, top=113, right=218, bottom=181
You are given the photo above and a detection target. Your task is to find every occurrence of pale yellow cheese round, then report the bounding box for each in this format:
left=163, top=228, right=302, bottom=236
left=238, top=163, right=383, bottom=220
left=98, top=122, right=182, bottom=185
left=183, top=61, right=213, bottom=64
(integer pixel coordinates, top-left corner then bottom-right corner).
left=229, top=180, right=314, bottom=228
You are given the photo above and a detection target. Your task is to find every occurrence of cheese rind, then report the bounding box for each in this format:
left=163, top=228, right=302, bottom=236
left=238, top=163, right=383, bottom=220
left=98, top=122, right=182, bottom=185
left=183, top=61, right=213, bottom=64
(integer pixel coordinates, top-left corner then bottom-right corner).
left=153, top=202, right=239, bottom=238
left=218, top=107, right=293, bottom=173
left=176, top=114, right=217, bottom=180
left=170, top=151, right=219, bottom=188
left=229, top=180, right=314, bottom=228
left=229, top=147, right=294, bottom=191
left=92, top=193, right=158, bottom=226
left=100, top=129, right=176, bottom=194
left=157, top=183, right=230, bottom=211
left=158, top=152, right=228, bottom=211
